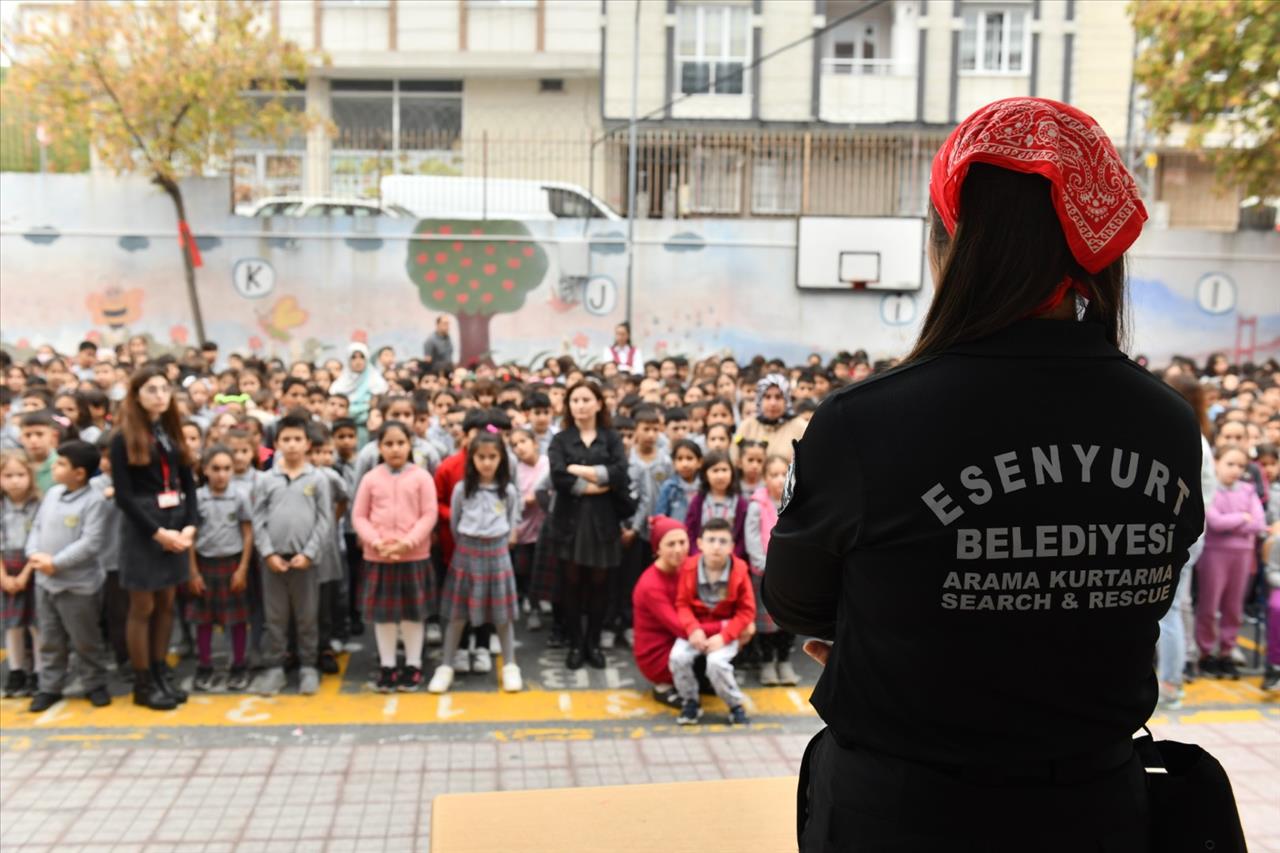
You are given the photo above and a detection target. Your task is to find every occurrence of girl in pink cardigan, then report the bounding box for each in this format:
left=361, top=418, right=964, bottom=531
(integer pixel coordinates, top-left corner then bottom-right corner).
left=352, top=422, right=439, bottom=693
left=1196, top=444, right=1266, bottom=679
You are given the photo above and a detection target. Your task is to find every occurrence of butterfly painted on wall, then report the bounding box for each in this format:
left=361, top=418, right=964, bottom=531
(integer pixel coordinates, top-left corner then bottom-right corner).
left=256, top=296, right=309, bottom=342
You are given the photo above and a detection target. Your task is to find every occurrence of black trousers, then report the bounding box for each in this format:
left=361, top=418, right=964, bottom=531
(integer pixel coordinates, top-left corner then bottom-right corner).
left=798, top=728, right=1149, bottom=853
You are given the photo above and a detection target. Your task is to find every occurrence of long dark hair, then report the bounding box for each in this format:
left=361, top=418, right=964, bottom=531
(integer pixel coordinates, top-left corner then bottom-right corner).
left=464, top=432, right=512, bottom=498
left=1167, top=374, right=1212, bottom=440
left=698, top=450, right=740, bottom=497
left=119, top=365, right=190, bottom=467
left=907, top=164, right=1129, bottom=363
left=561, top=380, right=612, bottom=431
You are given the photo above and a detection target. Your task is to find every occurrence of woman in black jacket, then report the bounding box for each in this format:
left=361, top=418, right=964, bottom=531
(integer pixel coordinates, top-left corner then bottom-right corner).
left=548, top=381, right=630, bottom=670
left=109, top=366, right=199, bottom=710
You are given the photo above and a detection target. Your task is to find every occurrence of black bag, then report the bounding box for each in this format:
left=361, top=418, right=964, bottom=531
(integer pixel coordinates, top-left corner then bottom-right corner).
left=1134, top=728, right=1247, bottom=853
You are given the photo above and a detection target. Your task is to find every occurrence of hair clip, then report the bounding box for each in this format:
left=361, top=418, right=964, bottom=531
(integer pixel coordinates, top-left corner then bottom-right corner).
left=51, top=414, right=71, bottom=428
left=214, top=393, right=250, bottom=405
left=485, top=424, right=500, bottom=434
left=733, top=434, right=743, bottom=445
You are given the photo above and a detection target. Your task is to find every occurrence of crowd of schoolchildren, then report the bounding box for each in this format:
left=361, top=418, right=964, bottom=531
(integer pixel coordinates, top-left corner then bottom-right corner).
left=1, top=327, right=1277, bottom=725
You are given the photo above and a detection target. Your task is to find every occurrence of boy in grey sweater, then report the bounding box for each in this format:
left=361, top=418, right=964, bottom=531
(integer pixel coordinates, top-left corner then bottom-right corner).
left=249, top=415, right=332, bottom=696
left=26, top=441, right=113, bottom=711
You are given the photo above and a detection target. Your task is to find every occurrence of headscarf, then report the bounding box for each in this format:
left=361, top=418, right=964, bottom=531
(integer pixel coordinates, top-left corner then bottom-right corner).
left=754, top=374, right=793, bottom=425
left=329, top=341, right=388, bottom=426
left=930, top=97, right=1146, bottom=277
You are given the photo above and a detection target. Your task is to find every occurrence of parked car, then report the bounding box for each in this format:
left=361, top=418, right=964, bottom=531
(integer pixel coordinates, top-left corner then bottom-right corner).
left=238, top=196, right=416, bottom=218
left=378, top=176, right=620, bottom=221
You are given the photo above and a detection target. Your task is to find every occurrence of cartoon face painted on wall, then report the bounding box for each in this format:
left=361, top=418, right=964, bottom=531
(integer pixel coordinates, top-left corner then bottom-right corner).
left=86, top=286, right=144, bottom=330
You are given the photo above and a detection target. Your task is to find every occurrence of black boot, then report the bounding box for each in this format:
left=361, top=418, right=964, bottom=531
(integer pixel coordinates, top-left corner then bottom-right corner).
left=133, top=669, right=177, bottom=711
left=584, top=640, right=606, bottom=670
left=151, top=662, right=188, bottom=704
left=565, top=645, right=585, bottom=670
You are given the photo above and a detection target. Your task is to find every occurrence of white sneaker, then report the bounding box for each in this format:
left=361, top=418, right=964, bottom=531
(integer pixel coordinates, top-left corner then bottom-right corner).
left=527, top=610, right=543, bottom=631
left=489, top=634, right=502, bottom=654
left=538, top=600, right=553, bottom=614
left=600, top=630, right=616, bottom=650
left=249, top=667, right=287, bottom=696
left=452, top=649, right=471, bottom=673
left=758, top=661, right=779, bottom=686
left=427, top=665, right=454, bottom=694
left=623, top=628, right=635, bottom=648
left=522, top=598, right=532, bottom=615
left=775, top=661, right=799, bottom=686
left=298, top=667, right=320, bottom=695
left=501, top=663, right=523, bottom=692
left=472, top=648, right=493, bottom=674
left=426, top=623, right=442, bottom=646
left=1230, top=645, right=1247, bottom=666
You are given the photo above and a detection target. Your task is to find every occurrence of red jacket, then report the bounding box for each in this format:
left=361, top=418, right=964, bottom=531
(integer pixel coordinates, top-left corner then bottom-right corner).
left=434, top=449, right=466, bottom=565
left=632, top=563, right=724, bottom=685
left=675, top=554, right=756, bottom=643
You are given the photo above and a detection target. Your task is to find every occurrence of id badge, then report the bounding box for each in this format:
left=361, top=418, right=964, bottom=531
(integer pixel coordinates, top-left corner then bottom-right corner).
left=157, top=491, right=180, bottom=509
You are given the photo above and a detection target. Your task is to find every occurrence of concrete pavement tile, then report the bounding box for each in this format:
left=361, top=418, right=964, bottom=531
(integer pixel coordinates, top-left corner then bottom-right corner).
left=1214, top=745, right=1277, bottom=773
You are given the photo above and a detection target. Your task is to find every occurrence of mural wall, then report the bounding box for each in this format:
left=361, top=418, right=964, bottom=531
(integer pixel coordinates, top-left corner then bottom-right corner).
left=1, top=173, right=1276, bottom=367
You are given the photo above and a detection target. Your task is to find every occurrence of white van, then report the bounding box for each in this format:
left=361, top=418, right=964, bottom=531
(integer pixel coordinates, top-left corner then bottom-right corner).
left=378, top=176, right=620, bottom=221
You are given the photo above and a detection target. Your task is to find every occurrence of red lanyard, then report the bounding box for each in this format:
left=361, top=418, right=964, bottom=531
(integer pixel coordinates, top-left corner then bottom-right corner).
left=157, top=441, right=173, bottom=491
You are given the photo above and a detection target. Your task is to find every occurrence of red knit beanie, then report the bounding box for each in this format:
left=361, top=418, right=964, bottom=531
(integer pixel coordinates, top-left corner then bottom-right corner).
left=648, top=515, right=685, bottom=553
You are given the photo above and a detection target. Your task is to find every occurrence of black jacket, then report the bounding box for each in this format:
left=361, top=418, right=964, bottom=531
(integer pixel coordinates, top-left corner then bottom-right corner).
left=109, top=428, right=199, bottom=539
left=548, top=425, right=630, bottom=542
left=764, top=319, right=1205, bottom=766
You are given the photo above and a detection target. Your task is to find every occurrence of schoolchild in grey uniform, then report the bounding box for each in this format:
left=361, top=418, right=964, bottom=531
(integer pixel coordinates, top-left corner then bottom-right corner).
left=25, top=441, right=113, bottom=711
left=187, top=445, right=253, bottom=692
left=91, top=434, right=128, bottom=670
left=306, top=422, right=348, bottom=675
left=353, top=396, right=441, bottom=485
left=1, top=449, right=41, bottom=697
left=430, top=432, right=523, bottom=695
left=248, top=414, right=331, bottom=697
left=331, top=417, right=361, bottom=641
left=225, top=426, right=266, bottom=658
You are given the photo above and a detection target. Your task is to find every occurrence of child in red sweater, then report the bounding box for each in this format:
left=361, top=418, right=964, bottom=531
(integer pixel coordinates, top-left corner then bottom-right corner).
left=671, top=517, right=756, bottom=725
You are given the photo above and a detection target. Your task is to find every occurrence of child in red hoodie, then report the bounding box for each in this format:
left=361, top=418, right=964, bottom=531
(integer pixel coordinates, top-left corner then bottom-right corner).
left=671, top=517, right=756, bottom=726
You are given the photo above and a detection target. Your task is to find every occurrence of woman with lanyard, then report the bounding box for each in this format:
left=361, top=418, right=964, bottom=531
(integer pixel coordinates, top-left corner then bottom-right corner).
left=548, top=381, right=631, bottom=670
left=329, top=342, right=388, bottom=444
left=110, top=366, right=199, bottom=711
left=765, top=98, right=1213, bottom=851
left=732, top=374, right=807, bottom=464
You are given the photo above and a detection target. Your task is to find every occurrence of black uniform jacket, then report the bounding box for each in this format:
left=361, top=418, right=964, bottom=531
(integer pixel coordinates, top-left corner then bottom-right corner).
left=548, top=425, right=631, bottom=543
left=763, top=318, right=1205, bottom=767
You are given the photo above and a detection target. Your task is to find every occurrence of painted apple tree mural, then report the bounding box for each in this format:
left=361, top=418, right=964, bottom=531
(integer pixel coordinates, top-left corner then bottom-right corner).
left=406, top=220, right=549, bottom=362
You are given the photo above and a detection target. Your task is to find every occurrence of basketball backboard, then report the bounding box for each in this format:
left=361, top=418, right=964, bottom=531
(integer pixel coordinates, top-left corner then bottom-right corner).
left=795, top=216, right=926, bottom=292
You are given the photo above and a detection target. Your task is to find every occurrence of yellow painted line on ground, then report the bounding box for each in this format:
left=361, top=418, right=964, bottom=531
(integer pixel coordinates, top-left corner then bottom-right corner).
left=1171, top=708, right=1268, bottom=725
left=0, top=687, right=817, bottom=731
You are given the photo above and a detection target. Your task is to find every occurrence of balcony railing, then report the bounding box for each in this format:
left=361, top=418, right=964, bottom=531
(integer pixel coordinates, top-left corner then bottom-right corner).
left=820, top=57, right=899, bottom=77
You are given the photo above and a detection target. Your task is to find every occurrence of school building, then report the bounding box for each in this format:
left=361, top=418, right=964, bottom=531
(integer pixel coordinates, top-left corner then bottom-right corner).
left=6, top=0, right=1255, bottom=231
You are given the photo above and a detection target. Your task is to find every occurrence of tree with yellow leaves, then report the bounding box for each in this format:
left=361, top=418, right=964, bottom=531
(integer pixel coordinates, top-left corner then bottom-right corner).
left=1131, top=0, right=1279, bottom=200
left=5, top=0, right=321, bottom=343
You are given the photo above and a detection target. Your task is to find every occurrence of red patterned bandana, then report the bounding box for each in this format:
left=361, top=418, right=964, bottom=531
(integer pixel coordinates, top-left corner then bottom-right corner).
left=930, top=97, right=1147, bottom=274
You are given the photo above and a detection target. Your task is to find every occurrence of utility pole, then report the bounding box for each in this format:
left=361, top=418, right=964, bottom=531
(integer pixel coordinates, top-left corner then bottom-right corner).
left=624, top=0, right=641, bottom=329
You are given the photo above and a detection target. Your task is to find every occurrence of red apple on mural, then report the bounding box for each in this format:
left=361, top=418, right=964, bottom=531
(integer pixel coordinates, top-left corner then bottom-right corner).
left=16, top=339, right=29, bottom=350
left=352, top=329, right=369, bottom=344
left=247, top=336, right=263, bottom=352
left=170, top=325, right=189, bottom=345
left=84, top=330, right=101, bottom=344
left=572, top=333, right=590, bottom=350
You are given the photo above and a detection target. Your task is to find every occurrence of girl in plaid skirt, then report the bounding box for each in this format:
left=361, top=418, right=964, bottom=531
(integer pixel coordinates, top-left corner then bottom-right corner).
left=430, top=431, right=523, bottom=695
left=187, top=446, right=254, bottom=692
left=352, top=422, right=438, bottom=693
left=1, top=451, right=41, bottom=698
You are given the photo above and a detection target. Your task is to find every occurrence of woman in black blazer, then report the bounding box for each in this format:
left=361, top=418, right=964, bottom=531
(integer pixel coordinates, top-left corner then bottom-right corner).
left=109, top=365, right=199, bottom=710
left=548, top=381, right=630, bottom=670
